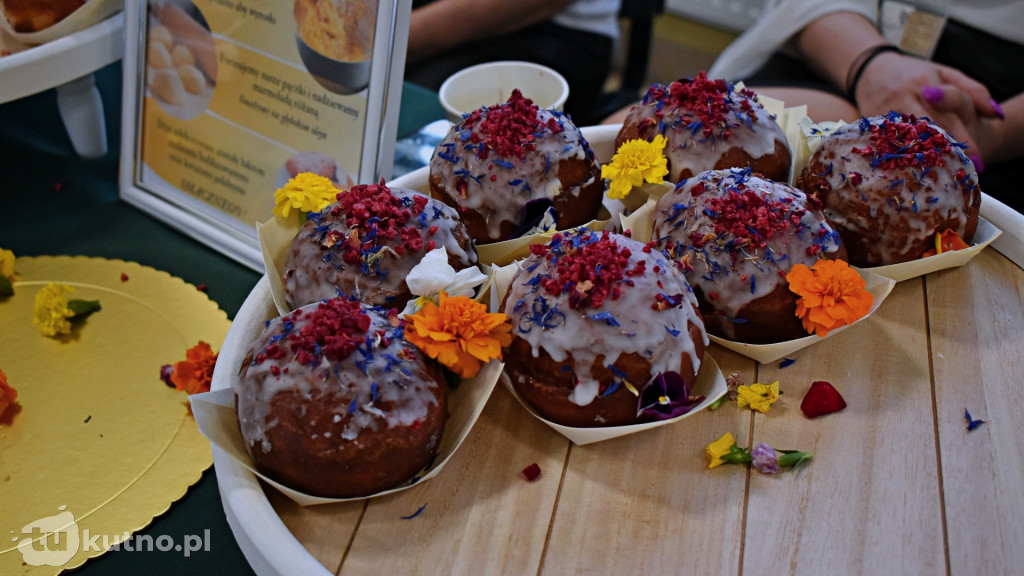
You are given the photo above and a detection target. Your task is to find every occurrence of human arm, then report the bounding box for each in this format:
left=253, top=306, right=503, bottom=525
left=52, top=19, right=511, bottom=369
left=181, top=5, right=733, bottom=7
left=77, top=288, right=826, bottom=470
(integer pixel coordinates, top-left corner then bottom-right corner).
left=794, top=11, right=1003, bottom=159
left=407, top=0, right=575, bottom=65
left=981, top=93, right=1024, bottom=165
left=924, top=89, right=1024, bottom=168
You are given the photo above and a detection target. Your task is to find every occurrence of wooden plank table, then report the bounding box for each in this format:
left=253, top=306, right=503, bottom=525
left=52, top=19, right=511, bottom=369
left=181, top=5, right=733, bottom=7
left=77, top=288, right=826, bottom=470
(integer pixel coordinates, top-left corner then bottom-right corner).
left=235, top=241, right=1023, bottom=576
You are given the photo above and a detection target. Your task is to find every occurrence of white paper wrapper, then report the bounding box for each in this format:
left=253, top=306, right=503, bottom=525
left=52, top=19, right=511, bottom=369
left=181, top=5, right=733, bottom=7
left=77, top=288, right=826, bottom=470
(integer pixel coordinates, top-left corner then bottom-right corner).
left=708, top=268, right=896, bottom=364
left=0, top=0, right=122, bottom=45
left=980, top=193, right=1024, bottom=270
left=198, top=275, right=503, bottom=506
left=866, top=217, right=1002, bottom=282
left=617, top=194, right=897, bottom=363
left=501, top=354, right=727, bottom=445
left=487, top=253, right=727, bottom=443
left=475, top=218, right=611, bottom=267
left=785, top=115, right=1005, bottom=282
left=756, top=93, right=811, bottom=185
left=618, top=184, right=1000, bottom=285
left=256, top=216, right=302, bottom=317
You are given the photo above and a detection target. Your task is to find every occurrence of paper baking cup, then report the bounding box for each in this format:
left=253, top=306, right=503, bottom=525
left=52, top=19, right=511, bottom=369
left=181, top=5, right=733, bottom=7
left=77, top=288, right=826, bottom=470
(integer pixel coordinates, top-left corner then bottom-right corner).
left=501, top=354, right=727, bottom=446
left=780, top=113, right=1004, bottom=282
left=619, top=196, right=896, bottom=364
left=485, top=246, right=727, bottom=443
left=196, top=276, right=503, bottom=506
left=707, top=267, right=895, bottom=364
left=860, top=217, right=1001, bottom=282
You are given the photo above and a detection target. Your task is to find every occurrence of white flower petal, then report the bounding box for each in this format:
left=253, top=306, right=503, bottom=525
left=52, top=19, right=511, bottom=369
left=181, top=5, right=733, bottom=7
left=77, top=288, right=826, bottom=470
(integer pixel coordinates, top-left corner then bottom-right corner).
left=406, top=247, right=455, bottom=296
left=399, top=296, right=428, bottom=319
left=445, top=267, right=488, bottom=297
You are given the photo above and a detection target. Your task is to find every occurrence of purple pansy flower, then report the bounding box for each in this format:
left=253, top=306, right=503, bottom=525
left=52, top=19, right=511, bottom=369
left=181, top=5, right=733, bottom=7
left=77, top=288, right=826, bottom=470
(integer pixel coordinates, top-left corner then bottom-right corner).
left=637, top=371, right=704, bottom=421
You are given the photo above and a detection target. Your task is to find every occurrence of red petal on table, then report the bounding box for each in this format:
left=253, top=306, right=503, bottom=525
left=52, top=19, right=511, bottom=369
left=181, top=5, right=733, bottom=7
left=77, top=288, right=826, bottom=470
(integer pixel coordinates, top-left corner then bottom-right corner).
left=801, top=381, right=847, bottom=418
left=522, top=463, right=541, bottom=481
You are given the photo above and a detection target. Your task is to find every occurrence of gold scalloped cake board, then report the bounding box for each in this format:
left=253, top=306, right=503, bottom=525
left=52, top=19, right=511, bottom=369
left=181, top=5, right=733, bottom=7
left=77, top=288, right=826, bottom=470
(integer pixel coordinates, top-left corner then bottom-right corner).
left=0, top=256, right=231, bottom=574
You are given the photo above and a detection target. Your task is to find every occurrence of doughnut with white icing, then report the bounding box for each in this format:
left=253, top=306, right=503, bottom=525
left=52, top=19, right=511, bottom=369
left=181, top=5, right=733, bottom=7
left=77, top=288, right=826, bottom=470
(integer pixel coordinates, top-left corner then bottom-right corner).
left=653, top=169, right=845, bottom=343
left=796, top=112, right=981, bottom=266
left=283, top=181, right=477, bottom=309
left=616, top=72, right=792, bottom=184
left=429, top=89, right=604, bottom=244
left=236, top=298, right=447, bottom=498
left=501, top=229, right=707, bottom=427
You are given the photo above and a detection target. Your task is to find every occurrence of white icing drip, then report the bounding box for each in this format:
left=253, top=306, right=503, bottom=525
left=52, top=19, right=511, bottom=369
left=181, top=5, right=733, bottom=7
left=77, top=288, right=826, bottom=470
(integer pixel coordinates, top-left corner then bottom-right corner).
left=503, top=231, right=707, bottom=407
left=284, top=187, right=476, bottom=308
left=802, top=116, right=978, bottom=265
left=235, top=302, right=442, bottom=455
left=430, top=106, right=597, bottom=241
left=652, top=169, right=842, bottom=339
left=568, top=380, right=600, bottom=406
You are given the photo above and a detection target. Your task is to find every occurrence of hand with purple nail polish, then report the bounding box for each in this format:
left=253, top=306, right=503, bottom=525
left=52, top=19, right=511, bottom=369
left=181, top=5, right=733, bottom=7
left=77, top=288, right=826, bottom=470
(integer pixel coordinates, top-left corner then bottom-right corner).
left=922, top=86, right=944, bottom=104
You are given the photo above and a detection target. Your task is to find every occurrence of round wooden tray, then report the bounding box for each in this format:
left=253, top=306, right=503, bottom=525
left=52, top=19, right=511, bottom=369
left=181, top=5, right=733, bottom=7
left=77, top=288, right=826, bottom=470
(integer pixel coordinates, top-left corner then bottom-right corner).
left=212, top=124, right=1024, bottom=575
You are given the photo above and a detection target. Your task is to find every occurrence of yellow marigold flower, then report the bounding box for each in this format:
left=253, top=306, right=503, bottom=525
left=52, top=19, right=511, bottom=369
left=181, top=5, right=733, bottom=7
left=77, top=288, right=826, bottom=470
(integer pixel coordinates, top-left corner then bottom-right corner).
left=601, top=134, right=669, bottom=199
left=0, top=247, right=14, bottom=281
left=33, top=282, right=76, bottom=337
left=737, top=380, right=780, bottom=413
left=706, top=432, right=736, bottom=469
left=273, top=172, right=342, bottom=219
left=404, top=292, right=513, bottom=379
left=787, top=259, right=873, bottom=337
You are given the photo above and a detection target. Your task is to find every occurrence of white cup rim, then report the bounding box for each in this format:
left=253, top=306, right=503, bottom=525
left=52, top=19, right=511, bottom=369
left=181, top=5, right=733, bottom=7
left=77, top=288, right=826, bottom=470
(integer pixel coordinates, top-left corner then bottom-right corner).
left=438, top=60, right=570, bottom=123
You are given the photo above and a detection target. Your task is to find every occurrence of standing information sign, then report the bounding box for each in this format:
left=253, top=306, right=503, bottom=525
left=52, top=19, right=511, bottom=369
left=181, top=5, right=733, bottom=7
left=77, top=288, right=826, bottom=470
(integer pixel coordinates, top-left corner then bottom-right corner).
left=120, top=0, right=410, bottom=270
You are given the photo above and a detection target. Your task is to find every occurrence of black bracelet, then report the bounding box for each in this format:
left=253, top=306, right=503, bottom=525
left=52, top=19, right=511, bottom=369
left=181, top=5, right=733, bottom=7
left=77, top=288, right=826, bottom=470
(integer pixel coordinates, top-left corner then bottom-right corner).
left=845, top=44, right=903, bottom=102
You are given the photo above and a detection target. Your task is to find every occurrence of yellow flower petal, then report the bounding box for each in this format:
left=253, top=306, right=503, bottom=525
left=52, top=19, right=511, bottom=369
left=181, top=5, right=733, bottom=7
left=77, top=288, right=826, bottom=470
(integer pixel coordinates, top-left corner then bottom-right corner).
left=603, top=136, right=669, bottom=200
left=32, top=282, right=76, bottom=337
left=0, top=247, right=15, bottom=280
left=737, top=380, right=780, bottom=413
left=706, top=432, right=736, bottom=469
left=273, top=172, right=342, bottom=219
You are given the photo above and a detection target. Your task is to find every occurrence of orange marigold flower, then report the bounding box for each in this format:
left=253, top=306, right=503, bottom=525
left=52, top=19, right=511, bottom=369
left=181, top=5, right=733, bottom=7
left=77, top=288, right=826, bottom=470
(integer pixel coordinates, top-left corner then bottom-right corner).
left=170, top=341, right=218, bottom=395
left=787, top=259, right=873, bottom=337
left=922, top=229, right=970, bottom=257
left=0, top=368, right=17, bottom=418
left=404, top=292, right=512, bottom=379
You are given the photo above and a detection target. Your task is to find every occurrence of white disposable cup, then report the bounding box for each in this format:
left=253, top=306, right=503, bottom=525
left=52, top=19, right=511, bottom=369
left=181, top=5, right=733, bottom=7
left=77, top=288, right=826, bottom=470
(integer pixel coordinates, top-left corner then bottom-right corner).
left=438, top=61, right=569, bottom=124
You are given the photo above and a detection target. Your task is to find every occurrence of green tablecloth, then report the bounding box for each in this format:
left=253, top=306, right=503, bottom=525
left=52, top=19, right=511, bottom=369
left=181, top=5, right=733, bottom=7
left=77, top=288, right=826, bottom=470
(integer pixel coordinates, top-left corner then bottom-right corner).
left=0, top=62, right=444, bottom=576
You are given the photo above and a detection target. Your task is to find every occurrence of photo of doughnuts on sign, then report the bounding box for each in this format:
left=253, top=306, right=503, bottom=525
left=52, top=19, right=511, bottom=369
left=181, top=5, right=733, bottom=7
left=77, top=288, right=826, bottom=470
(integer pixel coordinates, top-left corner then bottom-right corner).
left=293, top=0, right=374, bottom=95
left=145, top=0, right=216, bottom=120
